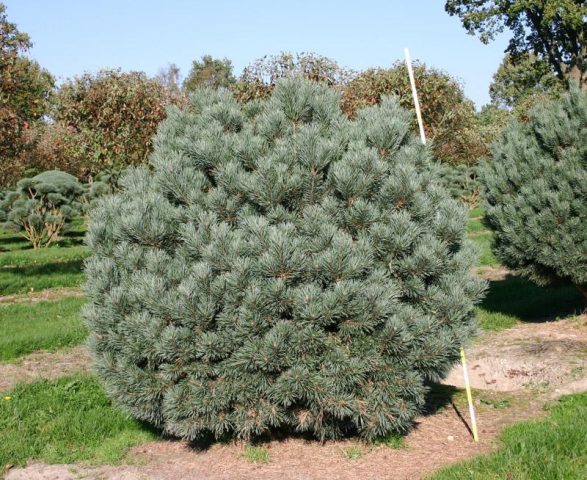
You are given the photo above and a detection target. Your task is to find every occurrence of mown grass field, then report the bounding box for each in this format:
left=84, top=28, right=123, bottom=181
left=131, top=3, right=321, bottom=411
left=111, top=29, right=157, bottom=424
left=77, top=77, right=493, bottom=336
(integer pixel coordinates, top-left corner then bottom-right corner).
left=0, top=209, right=585, bottom=476
left=467, top=206, right=499, bottom=267
left=0, top=374, right=157, bottom=468
left=430, top=392, right=587, bottom=480
left=0, top=219, right=89, bottom=295
left=0, top=296, right=87, bottom=361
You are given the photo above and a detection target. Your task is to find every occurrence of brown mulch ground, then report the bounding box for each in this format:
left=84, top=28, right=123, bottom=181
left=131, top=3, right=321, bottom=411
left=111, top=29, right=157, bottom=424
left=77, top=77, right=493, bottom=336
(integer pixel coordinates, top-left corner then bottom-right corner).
left=5, top=390, right=535, bottom=480
left=445, top=315, right=587, bottom=393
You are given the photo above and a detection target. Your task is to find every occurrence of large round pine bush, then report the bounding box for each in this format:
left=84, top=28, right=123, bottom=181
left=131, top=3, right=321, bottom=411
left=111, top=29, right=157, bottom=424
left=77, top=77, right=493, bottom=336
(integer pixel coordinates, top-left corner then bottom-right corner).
left=84, top=77, right=484, bottom=441
left=480, top=88, right=587, bottom=297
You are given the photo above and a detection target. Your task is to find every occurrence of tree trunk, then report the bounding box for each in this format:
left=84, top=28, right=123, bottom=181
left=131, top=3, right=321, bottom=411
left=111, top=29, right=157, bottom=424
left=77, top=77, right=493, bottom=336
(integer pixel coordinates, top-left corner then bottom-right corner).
left=567, top=65, right=587, bottom=91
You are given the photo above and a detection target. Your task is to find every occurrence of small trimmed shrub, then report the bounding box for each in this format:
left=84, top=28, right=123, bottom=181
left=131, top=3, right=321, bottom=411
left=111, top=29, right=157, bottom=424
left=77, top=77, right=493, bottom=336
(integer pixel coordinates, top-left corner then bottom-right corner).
left=0, top=170, right=85, bottom=249
left=439, top=164, right=480, bottom=206
left=480, top=87, right=587, bottom=297
left=85, top=168, right=123, bottom=203
left=84, top=77, right=484, bottom=442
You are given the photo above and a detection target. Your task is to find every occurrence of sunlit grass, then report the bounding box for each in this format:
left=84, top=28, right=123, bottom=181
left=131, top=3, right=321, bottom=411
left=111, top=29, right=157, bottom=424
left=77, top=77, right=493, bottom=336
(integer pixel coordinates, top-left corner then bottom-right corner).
left=0, top=220, right=88, bottom=295
left=0, top=296, right=87, bottom=361
left=0, top=374, right=157, bottom=469
left=430, top=392, right=587, bottom=479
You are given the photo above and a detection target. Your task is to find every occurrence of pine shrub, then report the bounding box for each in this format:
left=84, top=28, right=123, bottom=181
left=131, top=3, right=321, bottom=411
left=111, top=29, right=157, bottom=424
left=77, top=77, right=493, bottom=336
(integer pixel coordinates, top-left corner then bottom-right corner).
left=480, top=87, right=587, bottom=297
left=1, top=170, right=85, bottom=248
left=84, top=77, right=485, bottom=442
left=439, top=164, right=480, bottom=206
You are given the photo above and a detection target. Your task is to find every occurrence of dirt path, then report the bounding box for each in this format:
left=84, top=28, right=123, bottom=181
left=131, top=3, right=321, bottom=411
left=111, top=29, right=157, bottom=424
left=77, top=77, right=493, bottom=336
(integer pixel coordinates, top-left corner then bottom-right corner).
left=0, top=346, right=91, bottom=392
left=473, top=265, right=510, bottom=281
left=444, top=315, right=587, bottom=394
left=0, top=287, right=84, bottom=305
left=6, top=316, right=587, bottom=480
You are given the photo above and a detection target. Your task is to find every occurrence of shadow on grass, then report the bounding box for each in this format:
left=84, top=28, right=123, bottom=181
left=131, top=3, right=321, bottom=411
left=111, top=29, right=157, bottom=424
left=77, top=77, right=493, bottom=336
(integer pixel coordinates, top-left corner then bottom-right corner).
left=0, top=232, right=85, bottom=252
left=0, top=233, right=26, bottom=252
left=3, top=258, right=85, bottom=278
left=51, top=235, right=85, bottom=249
left=481, top=275, right=585, bottom=322
left=0, top=234, right=22, bottom=245
left=0, top=259, right=86, bottom=294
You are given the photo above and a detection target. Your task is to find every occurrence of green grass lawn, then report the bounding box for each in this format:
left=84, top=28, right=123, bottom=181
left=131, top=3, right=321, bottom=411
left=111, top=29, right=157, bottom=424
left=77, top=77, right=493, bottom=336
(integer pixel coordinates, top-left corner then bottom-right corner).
left=0, top=296, right=87, bottom=361
left=0, top=219, right=89, bottom=295
left=466, top=215, right=486, bottom=234
left=466, top=207, right=499, bottom=267
left=477, top=276, right=585, bottom=331
left=468, top=205, right=485, bottom=220
left=465, top=206, right=585, bottom=331
left=469, top=232, right=499, bottom=267
left=0, top=374, right=157, bottom=469
left=429, top=392, right=587, bottom=480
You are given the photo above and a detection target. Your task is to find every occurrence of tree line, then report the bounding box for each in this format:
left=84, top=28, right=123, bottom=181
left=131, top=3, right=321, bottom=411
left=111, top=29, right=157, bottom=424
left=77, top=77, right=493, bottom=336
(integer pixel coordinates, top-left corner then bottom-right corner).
left=1, top=1, right=585, bottom=187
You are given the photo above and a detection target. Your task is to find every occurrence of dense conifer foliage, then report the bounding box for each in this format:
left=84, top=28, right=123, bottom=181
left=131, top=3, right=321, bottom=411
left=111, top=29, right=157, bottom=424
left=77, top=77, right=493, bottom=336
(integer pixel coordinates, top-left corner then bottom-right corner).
left=480, top=88, right=587, bottom=297
left=84, top=78, right=484, bottom=441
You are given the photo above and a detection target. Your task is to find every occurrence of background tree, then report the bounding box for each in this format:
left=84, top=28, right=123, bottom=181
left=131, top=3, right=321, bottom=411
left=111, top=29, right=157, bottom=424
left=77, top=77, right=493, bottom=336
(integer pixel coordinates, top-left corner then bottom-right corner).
left=445, top=0, right=587, bottom=89
left=0, top=170, right=85, bottom=249
left=479, top=87, right=587, bottom=297
left=475, top=103, right=511, bottom=147
left=28, top=69, right=180, bottom=180
left=183, top=55, right=235, bottom=92
left=490, top=52, right=564, bottom=108
left=0, top=3, right=54, bottom=186
left=232, top=51, right=352, bottom=103
left=341, top=61, right=487, bottom=165
left=155, top=63, right=182, bottom=95
left=84, top=77, right=484, bottom=443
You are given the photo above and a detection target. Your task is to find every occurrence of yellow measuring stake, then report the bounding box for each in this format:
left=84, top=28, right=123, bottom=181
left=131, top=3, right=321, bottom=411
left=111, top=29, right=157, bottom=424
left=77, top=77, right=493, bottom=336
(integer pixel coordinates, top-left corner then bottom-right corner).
left=404, top=47, right=479, bottom=443
left=460, top=347, right=479, bottom=442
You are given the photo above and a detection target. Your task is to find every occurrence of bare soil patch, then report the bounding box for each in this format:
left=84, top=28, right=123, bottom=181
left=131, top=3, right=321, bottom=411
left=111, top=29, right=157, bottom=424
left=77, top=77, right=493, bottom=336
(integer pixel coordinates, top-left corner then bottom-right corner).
left=0, top=288, right=84, bottom=305
left=444, top=315, right=587, bottom=393
left=473, top=265, right=510, bottom=281
left=0, top=346, right=91, bottom=392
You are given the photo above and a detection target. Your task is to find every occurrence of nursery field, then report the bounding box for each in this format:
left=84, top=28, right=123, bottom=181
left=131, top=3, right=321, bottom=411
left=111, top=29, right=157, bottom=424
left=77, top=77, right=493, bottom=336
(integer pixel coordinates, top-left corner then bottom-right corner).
left=2, top=0, right=586, bottom=477
left=1, top=208, right=585, bottom=480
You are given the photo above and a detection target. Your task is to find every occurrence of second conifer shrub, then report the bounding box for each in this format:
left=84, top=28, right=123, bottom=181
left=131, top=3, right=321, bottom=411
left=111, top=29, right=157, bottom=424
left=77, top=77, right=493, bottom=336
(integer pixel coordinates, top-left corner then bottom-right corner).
left=480, top=88, right=587, bottom=297
left=84, top=77, right=485, bottom=442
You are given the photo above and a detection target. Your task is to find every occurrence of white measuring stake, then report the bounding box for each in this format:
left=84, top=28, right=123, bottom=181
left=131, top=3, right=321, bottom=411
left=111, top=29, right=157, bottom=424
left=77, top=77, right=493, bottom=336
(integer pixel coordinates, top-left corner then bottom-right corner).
left=403, top=48, right=427, bottom=145
left=404, top=47, right=479, bottom=442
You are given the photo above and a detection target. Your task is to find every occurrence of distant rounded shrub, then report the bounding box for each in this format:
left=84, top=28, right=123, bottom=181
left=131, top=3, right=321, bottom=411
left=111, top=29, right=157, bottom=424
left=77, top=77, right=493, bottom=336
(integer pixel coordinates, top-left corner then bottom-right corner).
left=480, top=87, right=587, bottom=297
left=84, top=77, right=484, bottom=442
left=1, top=170, right=85, bottom=248
left=439, top=164, right=480, bottom=206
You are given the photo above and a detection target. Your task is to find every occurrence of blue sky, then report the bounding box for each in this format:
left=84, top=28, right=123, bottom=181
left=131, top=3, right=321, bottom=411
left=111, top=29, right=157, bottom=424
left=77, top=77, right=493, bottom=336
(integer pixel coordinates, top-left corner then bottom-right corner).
left=5, top=0, right=509, bottom=107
